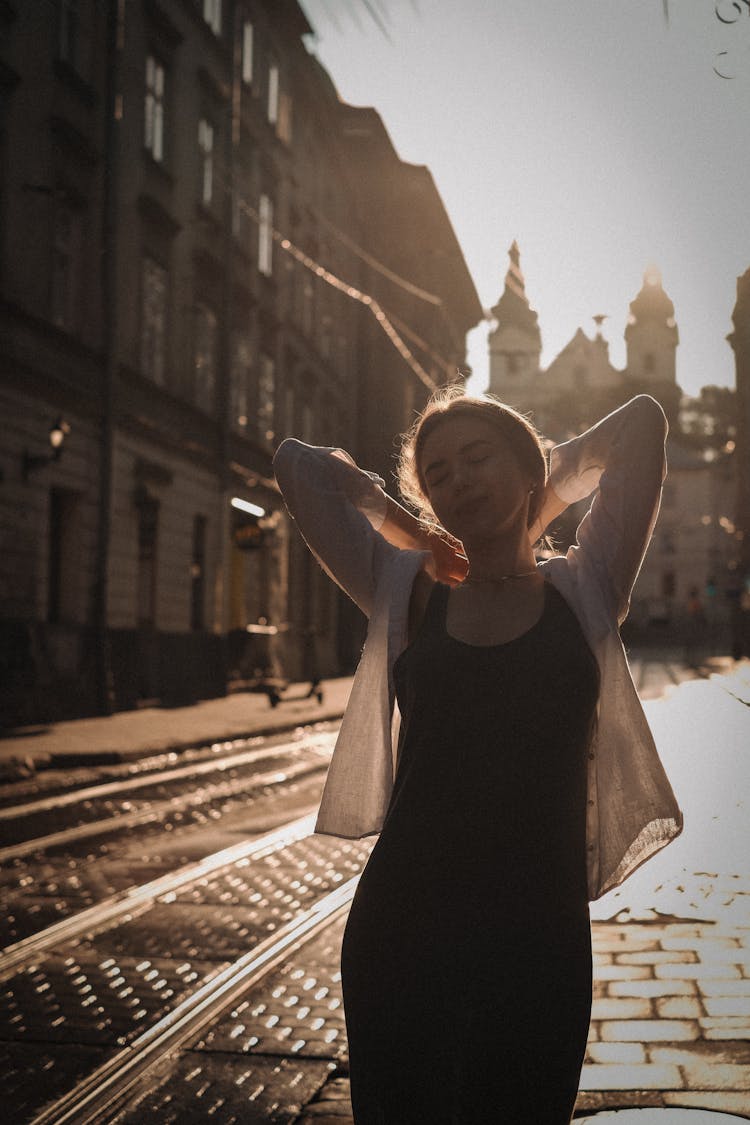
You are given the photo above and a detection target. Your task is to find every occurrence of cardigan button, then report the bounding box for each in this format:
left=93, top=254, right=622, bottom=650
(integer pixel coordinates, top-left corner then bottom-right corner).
left=588, top=799, right=595, bottom=806
left=587, top=843, right=594, bottom=851
left=588, top=752, right=595, bottom=760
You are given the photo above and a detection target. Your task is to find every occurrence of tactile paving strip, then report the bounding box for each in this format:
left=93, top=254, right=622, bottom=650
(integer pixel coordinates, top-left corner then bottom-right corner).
left=195, top=915, right=349, bottom=1061
left=0, top=857, right=159, bottom=948
left=85, top=837, right=372, bottom=962
left=0, top=1041, right=115, bottom=1121
left=109, top=1052, right=335, bottom=1124
left=87, top=904, right=293, bottom=961
left=0, top=952, right=226, bottom=1046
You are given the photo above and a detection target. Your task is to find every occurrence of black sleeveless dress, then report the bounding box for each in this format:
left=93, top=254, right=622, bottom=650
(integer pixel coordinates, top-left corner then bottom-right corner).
left=341, top=579, right=600, bottom=1124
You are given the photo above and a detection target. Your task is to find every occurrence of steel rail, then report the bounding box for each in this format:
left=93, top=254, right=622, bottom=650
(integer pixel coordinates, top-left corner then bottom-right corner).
left=0, top=812, right=318, bottom=978
left=0, top=755, right=327, bottom=863
left=30, top=877, right=358, bottom=1125
left=0, top=732, right=332, bottom=822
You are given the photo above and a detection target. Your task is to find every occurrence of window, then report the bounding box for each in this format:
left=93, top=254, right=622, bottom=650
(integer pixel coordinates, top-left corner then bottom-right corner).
left=258, top=193, right=273, bottom=276
left=141, top=256, right=168, bottom=385
left=48, top=487, right=81, bottom=623
left=232, top=155, right=252, bottom=241
left=202, top=0, right=221, bottom=35
left=242, top=20, right=254, bottom=84
left=267, top=63, right=279, bottom=125
left=198, top=118, right=214, bottom=206
left=662, top=571, right=676, bottom=599
left=258, top=352, right=275, bottom=441
left=137, top=497, right=159, bottom=627
left=144, top=56, right=165, bottom=162
left=51, top=200, right=83, bottom=331
left=283, top=383, right=295, bottom=436
left=320, top=311, right=333, bottom=360
left=302, top=400, right=313, bottom=443
left=194, top=302, right=218, bottom=413
left=644, top=353, right=655, bottom=375
left=231, top=331, right=252, bottom=431
left=277, top=91, right=293, bottom=144
left=302, top=274, right=314, bottom=336
left=191, top=515, right=207, bottom=631
left=661, top=529, right=677, bottom=555
left=506, top=354, right=521, bottom=376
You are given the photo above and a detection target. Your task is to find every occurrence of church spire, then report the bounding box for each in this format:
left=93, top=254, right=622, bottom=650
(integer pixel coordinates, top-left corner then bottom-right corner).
left=490, top=241, right=541, bottom=346
left=487, top=242, right=542, bottom=401
left=505, top=240, right=527, bottom=301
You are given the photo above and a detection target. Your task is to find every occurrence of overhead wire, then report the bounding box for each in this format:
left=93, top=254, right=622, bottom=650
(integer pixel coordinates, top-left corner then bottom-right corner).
left=209, top=162, right=459, bottom=392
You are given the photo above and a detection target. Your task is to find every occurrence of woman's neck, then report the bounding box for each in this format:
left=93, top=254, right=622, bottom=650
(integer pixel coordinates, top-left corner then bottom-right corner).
left=462, top=529, right=538, bottom=583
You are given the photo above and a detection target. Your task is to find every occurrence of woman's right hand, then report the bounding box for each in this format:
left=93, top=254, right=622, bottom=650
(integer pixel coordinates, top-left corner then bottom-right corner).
left=424, top=528, right=469, bottom=586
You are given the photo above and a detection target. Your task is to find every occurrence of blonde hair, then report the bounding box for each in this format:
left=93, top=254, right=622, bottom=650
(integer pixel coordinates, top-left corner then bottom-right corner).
left=396, top=383, right=548, bottom=532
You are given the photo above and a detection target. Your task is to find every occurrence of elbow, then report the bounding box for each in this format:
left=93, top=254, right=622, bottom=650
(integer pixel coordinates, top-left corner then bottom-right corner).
left=272, top=437, right=300, bottom=468
left=272, top=437, right=303, bottom=492
left=630, top=395, right=669, bottom=441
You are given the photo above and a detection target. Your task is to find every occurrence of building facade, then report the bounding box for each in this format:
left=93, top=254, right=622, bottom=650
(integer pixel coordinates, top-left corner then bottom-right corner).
left=0, top=0, right=481, bottom=725
left=486, top=244, right=738, bottom=630
left=727, top=265, right=750, bottom=656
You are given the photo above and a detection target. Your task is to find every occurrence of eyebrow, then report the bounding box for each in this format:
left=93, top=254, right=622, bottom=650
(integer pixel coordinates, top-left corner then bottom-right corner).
left=423, top=439, right=493, bottom=478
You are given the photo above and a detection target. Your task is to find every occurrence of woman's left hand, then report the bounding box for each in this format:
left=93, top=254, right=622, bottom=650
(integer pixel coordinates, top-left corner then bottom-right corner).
left=528, top=480, right=568, bottom=545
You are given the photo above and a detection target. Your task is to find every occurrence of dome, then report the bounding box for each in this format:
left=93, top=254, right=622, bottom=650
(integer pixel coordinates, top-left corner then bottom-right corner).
left=627, top=265, right=677, bottom=327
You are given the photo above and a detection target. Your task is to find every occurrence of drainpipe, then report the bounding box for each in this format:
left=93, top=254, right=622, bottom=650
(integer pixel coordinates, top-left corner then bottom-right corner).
left=214, top=0, right=239, bottom=690
left=93, top=0, right=122, bottom=715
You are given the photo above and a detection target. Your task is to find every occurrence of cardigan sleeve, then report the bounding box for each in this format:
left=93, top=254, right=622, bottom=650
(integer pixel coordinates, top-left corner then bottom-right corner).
left=272, top=438, right=397, bottom=619
left=548, top=395, right=668, bottom=625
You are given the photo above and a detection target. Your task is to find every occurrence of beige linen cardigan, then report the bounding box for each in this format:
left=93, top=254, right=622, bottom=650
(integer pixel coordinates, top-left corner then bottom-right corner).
left=273, top=394, right=683, bottom=900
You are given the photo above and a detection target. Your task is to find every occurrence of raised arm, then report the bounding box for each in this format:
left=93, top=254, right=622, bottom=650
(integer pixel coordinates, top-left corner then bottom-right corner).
left=273, top=438, right=397, bottom=618
left=273, top=439, right=468, bottom=614
left=546, top=395, right=668, bottom=624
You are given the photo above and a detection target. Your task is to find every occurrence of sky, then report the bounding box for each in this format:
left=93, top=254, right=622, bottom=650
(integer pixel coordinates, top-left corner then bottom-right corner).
left=297, top=0, right=749, bottom=400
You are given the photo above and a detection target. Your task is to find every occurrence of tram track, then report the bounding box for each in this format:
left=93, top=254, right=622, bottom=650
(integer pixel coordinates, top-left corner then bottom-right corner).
left=0, top=733, right=334, bottom=862
left=0, top=813, right=318, bottom=979
left=0, top=730, right=335, bottom=823
left=1, top=810, right=371, bottom=1125
left=0, top=729, right=337, bottom=819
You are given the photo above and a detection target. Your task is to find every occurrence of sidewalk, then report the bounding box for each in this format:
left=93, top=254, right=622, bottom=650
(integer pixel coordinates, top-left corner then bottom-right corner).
left=0, top=676, right=354, bottom=776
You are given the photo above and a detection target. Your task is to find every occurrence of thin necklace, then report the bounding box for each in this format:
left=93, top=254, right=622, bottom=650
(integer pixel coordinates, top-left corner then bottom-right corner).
left=460, top=567, right=539, bottom=586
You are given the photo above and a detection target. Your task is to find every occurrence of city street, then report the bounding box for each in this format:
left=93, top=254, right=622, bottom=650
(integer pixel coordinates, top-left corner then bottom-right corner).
left=0, top=656, right=748, bottom=1122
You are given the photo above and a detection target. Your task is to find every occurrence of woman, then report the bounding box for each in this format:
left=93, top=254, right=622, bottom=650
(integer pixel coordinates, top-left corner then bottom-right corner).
left=273, top=389, right=682, bottom=1124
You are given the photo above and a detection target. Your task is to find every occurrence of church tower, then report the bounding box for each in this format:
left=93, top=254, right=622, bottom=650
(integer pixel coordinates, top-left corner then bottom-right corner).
left=625, top=266, right=680, bottom=417
left=487, top=241, right=542, bottom=406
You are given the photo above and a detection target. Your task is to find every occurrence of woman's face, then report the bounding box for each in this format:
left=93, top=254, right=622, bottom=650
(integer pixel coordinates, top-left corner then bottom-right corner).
left=419, top=414, right=530, bottom=544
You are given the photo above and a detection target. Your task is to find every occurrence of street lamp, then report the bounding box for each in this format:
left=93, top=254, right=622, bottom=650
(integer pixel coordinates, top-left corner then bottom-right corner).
left=22, top=417, right=70, bottom=482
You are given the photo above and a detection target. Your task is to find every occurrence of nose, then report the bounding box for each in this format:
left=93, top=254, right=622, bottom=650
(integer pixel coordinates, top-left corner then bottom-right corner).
left=451, top=463, right=471, bottom=492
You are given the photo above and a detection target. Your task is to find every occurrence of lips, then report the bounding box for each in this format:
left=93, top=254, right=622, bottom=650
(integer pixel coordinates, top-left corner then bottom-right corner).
left=455, top=495, right=486, bottom=518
